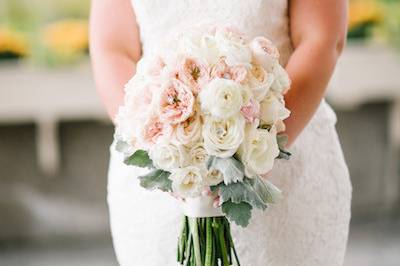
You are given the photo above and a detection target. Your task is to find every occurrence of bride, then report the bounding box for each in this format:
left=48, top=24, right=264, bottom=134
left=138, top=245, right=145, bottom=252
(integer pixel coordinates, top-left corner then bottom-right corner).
left=90, top=0, right=352, bottom=265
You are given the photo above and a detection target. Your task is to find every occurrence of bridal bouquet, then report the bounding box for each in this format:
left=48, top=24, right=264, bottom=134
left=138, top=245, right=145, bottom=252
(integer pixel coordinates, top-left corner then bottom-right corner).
left=115, top=24, right=291, bottom=266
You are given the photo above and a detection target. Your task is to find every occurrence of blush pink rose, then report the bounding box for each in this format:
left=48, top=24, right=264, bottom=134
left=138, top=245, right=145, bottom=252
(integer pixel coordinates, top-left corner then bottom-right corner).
left=241, top=99, right=260, bottom=123
left=178, top=57, right=210, bottom=94
left=147, top=56, right=166, bottom=76
left=158, top=79, right=195, bottom=124
left=211, top=58, right=247, bottom=83
left=141, top=115, right=173, bottom=145
left=250, top=37, right=280, bottom=71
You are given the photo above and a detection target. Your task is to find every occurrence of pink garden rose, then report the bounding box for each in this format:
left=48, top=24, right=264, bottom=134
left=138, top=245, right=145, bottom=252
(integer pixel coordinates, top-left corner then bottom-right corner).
left=241, top=99, right=260, bottom=123
left=211, top=58, right=247, bottom=83
left=178, top=57, right=210, bottom=94
left=141, top=114, right=173, bottom=145
left=158, top=79, right=195, bottom=124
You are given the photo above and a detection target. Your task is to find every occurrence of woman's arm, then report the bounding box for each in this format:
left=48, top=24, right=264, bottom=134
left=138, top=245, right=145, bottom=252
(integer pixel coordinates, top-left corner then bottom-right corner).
left=90, top=0, right=141, bottom=122
left=284, top=0, right=348, bottom=146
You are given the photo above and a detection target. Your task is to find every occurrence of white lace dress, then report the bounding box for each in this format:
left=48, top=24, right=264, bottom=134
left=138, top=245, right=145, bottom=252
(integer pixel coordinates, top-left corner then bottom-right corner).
left=107, top=0, right=352, bottom=265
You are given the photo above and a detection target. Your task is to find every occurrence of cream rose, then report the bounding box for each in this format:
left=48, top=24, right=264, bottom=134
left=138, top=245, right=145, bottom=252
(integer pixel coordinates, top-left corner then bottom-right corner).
left=171, top=166, right=205, bottom=198
left=202, top=115, right=245, bottom=158
left=199, top=78, right=243, bottom=119
left=259, top=92, right=290, bottom=125
left=215, top=27, right=252, bottom=67
left=237, top=124, right=280, bottom=177
left=247, top=63, right=274, bottom=102
left=188, top=142, right=209, bottom=167
left=149, top=142, right=188, bottom=171
left=271, top=64, right=291, bottom=94
left=204, top=169, right=224, bottom=186
left=172, top=104, right=202, bottom=145
left=250, top=36, right=280, bottom=72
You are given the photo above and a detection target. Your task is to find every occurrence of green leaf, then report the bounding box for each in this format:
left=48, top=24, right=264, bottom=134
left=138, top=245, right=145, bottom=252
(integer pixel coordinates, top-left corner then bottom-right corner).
left=277, top=134, right=291, bottom=160
left=115, top=140, right=130, bottom=154
left=277, top=149, right=291, bottom=160
left=207, top=156, right=244, bottom=184
left=219, top=176, right=281, bottom=210
left=124, top=149, right=153, bottom=168
left=221, top=201, right=252, bottom=227
left=138, top=169, right=172, bottom=192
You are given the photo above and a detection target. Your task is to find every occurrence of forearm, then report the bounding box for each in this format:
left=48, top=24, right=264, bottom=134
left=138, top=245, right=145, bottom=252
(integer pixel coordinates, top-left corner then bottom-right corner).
left=91, top=50, right=136, bottom=122
left=284, top=40, right=342, bottom=146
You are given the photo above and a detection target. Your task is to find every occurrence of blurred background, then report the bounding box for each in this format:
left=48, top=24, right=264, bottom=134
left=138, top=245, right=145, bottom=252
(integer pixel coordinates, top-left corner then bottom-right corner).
left=0, top=0, right=399, bottom=265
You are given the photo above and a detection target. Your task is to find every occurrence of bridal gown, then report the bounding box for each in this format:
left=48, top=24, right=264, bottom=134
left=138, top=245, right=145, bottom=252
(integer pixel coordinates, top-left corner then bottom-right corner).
left=107, top=0, right=352, bottom=265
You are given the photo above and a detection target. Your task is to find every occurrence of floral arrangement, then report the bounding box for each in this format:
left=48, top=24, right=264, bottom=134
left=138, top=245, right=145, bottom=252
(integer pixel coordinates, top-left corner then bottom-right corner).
left=115, top=24, right=291, bottom=266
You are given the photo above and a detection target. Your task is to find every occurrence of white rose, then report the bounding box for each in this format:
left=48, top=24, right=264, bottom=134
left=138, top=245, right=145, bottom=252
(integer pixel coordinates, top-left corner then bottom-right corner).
left=250, top=36, right=280, bottom=72
left=178, top=34, right=220, bottom=66
left=204, top=169, right=224, bottom=186
left=271, top=63, right=291, bottom=93
left=188, top=142, right=209, bottom=167
left=247, top=64, right=274, bottom=101
left=171, top=166, right=205, bottom=198
left=172, top=105, right=202, bottom=145
left=202, top=115, right=245, bottom=158
left=149, top=142, right=188, bottom=171
left=237, top=123, right=280, bottom=177
left=259, top=92, right=290, bottom=125
left=199, top=78, right=243, bottom=118
left=215, top=27, right=252, bottom=66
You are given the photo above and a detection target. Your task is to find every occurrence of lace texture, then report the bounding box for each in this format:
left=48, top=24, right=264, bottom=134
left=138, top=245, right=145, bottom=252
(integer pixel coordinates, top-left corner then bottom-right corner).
left=107, top=1, right=352, bottom=265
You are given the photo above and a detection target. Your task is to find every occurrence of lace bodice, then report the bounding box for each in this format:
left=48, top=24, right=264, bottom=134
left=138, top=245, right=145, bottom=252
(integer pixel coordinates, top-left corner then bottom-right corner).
left=131, top=0, right=293, bottom=65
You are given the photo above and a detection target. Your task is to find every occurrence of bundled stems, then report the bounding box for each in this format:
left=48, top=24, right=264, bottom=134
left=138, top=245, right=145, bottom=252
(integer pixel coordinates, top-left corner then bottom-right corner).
left=177, top=216, right=240, bottom=266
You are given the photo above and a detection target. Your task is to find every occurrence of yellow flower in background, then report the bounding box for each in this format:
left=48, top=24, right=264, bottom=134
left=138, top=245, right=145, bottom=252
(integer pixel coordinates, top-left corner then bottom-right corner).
left=348, top=0, right=383, bottom=30
left=42, top=19, right=88, bottom=56
left=0, top=27, right=29, bottom=57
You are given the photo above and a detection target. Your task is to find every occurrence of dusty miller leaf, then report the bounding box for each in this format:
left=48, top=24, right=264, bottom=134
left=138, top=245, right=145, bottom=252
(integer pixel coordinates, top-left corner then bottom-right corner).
left=124, top=149, right=153, bottom=168
left=207, top=156, right=244, bottom=184
left=138, top=169, right=172, bottom=192
left=221, top=201, right=252, bottom=227
left=219, top=176, right=281, bottom=210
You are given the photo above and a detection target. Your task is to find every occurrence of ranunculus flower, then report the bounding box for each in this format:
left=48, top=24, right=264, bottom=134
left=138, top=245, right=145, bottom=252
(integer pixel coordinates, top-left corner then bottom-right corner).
left=158, top=79, right=195, bottom=124
left=149, top=142, right=188, bottom=171
left=247, top=63, right=274, bottom=101
left=250, top=36, right=280, bottom=72
left=171, top=166, right=205, bottom=198
left=215, top=27, right=252, bottom=67
left=237, top=123, right=280, bottom=177
left=202, top=115, right=245, bottom=158
left=172, top=104, right=202, bottom=145
left=211, top=58, right=247, bottom=83
left=259, top=92, right=290, bottom=125
left=241, top=99, right=260, bottom=123
left=271, top=63, right=291, bottom=94
left=199, top=78, right=243, bottom=119
left=178, top=57, right=210, bottom=94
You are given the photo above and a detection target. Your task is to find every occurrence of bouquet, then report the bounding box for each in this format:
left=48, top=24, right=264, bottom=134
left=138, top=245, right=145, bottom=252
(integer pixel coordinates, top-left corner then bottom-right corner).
left=115, top=24, right=291, bottom=266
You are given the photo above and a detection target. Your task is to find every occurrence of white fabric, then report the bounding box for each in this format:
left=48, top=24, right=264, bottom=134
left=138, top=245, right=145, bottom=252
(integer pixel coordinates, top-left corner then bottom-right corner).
left=107, top=0, right=352, bottom=265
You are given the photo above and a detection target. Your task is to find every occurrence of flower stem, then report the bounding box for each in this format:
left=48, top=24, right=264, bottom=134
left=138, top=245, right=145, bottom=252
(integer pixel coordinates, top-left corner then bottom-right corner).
left=204, top=218, right=213, bottom=265
left=189, top=217, right=202, bottom=266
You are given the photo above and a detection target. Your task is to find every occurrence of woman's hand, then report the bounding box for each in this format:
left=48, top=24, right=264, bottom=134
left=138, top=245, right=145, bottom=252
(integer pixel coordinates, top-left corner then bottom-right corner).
left=90, top=0, right=142, bottom=122
left=284, top=0, right=348, bottom=146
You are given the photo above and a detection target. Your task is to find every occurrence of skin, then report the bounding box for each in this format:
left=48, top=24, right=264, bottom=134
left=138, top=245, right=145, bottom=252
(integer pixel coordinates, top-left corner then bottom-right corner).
left=90, top=0, right=348, bottom=147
